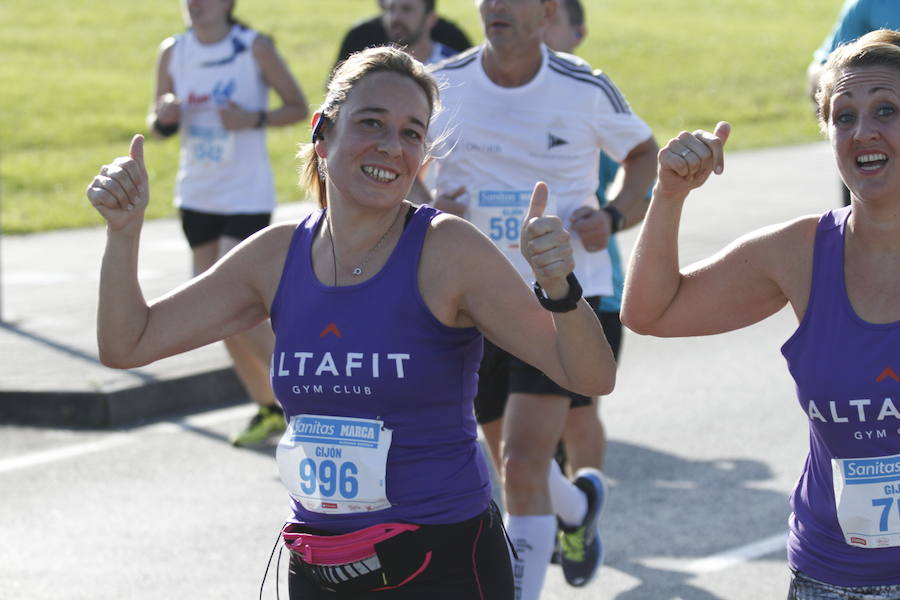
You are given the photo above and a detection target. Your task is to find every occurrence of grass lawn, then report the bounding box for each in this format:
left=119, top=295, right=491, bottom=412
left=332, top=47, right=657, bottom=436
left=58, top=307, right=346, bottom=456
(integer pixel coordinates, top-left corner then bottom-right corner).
left=1, top=0, right=842, bottom=234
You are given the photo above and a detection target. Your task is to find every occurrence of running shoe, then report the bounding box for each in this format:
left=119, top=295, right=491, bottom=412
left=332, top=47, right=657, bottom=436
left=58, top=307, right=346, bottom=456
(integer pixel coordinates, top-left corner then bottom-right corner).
left=558, top=468, right=606, bottom=587
left=231, top=404, right=286, bottom=447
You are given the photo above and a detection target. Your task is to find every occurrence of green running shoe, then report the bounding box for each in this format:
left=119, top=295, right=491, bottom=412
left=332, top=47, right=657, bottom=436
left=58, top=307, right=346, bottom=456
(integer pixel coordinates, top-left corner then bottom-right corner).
left=231, top=404, right=286, bottom=447
left=558, top=468, right=606, bottom=587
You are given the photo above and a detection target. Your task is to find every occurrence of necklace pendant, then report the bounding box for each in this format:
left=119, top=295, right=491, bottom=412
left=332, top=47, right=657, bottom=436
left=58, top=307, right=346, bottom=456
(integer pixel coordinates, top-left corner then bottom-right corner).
left=352, top=267, right=363, bottom=276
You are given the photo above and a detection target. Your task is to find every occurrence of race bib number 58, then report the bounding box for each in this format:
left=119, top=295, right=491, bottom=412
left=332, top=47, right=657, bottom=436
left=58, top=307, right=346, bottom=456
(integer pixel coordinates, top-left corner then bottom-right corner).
left=832, top=453, right=900, bottom=548
left=468, top=189, right=557, bottom=276
left=277, top=415, right=392, bottom=514
left=469, top=190, right=531, bottom=250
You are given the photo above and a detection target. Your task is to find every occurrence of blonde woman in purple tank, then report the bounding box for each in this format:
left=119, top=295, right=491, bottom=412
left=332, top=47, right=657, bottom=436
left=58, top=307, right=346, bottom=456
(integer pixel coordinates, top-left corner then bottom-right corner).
left=87, top=47, right=614, bottom=598
left=623, top=29, right=900, bottom=598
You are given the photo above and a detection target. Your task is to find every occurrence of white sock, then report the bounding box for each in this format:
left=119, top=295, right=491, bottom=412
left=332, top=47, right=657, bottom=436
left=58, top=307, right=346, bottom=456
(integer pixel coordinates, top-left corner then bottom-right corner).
left=505, top=514, right=556, bottom=600
left=547, top=460, right=588, bottom=528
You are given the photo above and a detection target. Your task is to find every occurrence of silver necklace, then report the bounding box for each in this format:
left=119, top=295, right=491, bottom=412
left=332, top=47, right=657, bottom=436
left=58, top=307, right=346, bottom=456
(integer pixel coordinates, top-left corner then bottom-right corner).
left=326, top=206, right=403, bottom=285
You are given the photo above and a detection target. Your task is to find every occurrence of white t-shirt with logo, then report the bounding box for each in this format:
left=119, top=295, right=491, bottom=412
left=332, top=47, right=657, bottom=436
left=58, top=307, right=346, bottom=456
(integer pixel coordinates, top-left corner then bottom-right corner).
left=428, top=45, right=652, bottom=296
left=169, top=25, right=275, bottom=214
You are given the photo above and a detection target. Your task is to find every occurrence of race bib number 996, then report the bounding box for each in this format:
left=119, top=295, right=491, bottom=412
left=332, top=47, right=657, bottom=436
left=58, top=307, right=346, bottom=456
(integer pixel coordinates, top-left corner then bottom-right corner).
left=277, top=415, right=392, bottom=514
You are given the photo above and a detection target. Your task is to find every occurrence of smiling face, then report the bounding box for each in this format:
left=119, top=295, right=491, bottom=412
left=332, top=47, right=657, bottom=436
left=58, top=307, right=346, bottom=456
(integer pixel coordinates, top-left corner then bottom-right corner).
left=477, top=0, right=552, bottom=52
left=828, top=66, right=900, bottom=205
left=316, top=71, right=431, bottom=212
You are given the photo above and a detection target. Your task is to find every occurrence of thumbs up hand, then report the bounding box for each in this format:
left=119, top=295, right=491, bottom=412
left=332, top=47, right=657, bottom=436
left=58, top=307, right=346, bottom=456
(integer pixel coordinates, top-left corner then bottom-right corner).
left=657, top=121, right=731, bottom=199
left=86, top=134, right=149, bottom=231
left=520, top=181, right=574, bottom=298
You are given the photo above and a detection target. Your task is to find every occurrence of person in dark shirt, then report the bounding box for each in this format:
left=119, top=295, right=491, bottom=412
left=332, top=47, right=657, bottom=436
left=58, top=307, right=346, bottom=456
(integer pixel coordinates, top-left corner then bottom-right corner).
left=334, top=0, right=471, bottom=68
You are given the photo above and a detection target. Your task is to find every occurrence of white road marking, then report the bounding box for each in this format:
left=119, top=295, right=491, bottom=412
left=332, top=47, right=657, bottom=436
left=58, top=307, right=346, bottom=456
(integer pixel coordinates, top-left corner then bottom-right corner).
left=682, top=532, right=788, bottom=574
left=0, top=404, right=256, bottom=474
left=0, top=434, right=133, bottom=473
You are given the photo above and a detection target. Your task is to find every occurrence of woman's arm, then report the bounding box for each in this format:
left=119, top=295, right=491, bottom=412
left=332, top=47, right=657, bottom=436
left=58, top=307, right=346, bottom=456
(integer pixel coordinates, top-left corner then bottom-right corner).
left=86, top=136, right=283, bottom=368
left=421, top=183, right=615, bottom=397
left=146, top=38, right=180, bottom=138
left=570, top=136, right=658, bottom=252
left=621, top=122, right=794, bottom=337
left=254, top=34, right=309, bottom=126
left=608, top=135, right=659, bottom=228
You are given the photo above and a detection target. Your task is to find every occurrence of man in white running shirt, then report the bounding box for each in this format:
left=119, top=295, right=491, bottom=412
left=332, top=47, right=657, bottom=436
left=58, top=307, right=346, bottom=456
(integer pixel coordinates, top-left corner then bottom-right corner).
left=416, top=0, right=657, bottom=598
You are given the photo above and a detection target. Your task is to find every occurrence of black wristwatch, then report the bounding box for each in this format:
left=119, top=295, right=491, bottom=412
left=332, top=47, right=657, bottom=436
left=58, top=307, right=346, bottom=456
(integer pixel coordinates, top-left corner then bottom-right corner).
left=533, top=273, right=583, bottom=313
left=602, top=205, right=625, bottom=234
left=254, top=110, right=268, bottom=129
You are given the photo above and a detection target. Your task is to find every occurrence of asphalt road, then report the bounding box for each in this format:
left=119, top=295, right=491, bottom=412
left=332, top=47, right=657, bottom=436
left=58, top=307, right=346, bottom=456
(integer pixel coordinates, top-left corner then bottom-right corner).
left=1, top=141, right=841, bottom=599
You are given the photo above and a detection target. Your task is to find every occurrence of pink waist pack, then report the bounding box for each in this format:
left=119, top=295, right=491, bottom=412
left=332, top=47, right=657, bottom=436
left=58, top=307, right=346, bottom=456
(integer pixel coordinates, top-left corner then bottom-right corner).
left=281, top=522, right=419, bottom=566
left=281, top=521, right=432, bottom=593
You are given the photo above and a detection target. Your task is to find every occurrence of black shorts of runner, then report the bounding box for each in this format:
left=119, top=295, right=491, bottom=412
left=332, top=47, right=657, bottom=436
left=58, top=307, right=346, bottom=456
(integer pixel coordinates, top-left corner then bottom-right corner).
left=473, top=297, right=622, bottom=425
left=179, top=209, right=271, bottom=248
left=287, top=504, right=514, bottom=599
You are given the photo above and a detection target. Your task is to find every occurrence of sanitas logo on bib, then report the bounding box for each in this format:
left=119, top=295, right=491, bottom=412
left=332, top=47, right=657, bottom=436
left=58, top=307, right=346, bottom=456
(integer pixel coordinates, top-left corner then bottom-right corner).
left=290, top=416, right=381, bottom=446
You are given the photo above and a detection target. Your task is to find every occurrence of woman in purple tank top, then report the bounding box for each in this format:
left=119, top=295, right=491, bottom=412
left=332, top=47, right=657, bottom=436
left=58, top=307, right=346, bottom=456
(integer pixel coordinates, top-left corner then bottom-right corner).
left=86, top=46, right=615, bottom=599
left=622, top=30, right=900, bottom=599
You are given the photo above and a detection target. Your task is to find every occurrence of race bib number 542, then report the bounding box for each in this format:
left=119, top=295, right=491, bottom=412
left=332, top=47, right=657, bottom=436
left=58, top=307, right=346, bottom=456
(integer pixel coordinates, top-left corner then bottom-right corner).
left=277, top=415, right=392, bottom=514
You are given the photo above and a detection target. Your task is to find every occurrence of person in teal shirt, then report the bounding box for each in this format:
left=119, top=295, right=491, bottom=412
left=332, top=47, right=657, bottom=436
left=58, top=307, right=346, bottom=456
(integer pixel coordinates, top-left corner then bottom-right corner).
left=811, top=0, right=900, bottom=66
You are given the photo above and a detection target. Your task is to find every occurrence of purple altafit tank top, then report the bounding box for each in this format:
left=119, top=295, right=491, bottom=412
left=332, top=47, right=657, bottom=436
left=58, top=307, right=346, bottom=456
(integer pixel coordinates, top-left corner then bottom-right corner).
left=269, top=205, right=491, bottom=533
left=781, top=207, right=900, bottom=585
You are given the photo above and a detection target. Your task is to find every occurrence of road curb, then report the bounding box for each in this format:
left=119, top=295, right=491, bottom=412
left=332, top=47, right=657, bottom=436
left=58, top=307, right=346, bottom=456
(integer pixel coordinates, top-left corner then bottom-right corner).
left=0, top=368, right=246, bottom=427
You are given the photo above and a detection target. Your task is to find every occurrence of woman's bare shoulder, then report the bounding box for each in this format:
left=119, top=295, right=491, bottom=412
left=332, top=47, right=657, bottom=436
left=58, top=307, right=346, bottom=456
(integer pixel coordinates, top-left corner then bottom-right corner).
left=750, top=214, right=820, bottom=310
left=250, top=221, right=302, bottom=254
left=226, top=221, right=303, bottom=275
left=751, top=214, right=819, bottom=264
left=423, top=212, right=495, bottom=257
left=158, top=35, right=177, bottom=55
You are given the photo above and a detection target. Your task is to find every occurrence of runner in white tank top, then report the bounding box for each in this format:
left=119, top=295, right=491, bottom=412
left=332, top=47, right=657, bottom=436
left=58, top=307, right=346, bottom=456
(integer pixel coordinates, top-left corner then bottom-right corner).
left=146, top=0, right=308, bottom=446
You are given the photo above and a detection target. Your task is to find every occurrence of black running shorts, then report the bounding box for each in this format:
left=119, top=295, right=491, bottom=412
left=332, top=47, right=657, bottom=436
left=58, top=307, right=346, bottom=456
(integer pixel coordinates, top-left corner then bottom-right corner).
left=179, top=208, right=271, bottom=248
left=473, top=297, right=622, bottom=424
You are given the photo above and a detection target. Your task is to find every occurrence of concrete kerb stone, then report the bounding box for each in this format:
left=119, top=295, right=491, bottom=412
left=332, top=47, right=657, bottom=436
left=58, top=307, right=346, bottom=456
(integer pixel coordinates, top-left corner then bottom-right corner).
left=0, top=368, right=245, bottom=428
